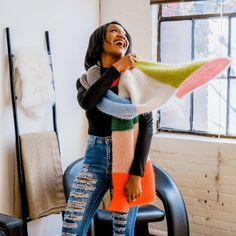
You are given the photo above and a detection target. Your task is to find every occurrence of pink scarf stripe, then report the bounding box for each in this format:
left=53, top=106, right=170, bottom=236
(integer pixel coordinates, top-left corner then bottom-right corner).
left=176, top=58, right=231, bottom=98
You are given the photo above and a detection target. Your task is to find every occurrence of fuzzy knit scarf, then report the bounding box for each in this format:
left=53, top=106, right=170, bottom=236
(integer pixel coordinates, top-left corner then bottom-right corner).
left=80, top=58, right=230, bottom=212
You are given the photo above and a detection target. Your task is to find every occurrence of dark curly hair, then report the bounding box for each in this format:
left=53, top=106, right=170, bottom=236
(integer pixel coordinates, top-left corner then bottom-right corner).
left=84, top=21, right=132, bottom=71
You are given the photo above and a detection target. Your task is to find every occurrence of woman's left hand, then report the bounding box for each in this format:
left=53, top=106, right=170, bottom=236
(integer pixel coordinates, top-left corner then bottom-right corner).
left=124, top=175, right=142, bottom=203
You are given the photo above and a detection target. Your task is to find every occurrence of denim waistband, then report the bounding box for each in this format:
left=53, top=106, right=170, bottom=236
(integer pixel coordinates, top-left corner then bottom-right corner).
left=88, top=135, right=112, bottom=145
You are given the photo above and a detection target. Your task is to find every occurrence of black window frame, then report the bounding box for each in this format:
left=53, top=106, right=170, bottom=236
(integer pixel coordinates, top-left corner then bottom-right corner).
left=151, top=0, right=206, bottom=4
left=156, top=3, right=236, bottom=139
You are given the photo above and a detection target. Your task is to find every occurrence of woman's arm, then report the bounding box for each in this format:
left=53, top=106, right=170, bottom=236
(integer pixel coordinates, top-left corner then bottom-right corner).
left=76, top=66, right=120, bottom=110
left=76, top=54, right=137, bottom=111
left=130, top=112, right=153, bottom=176
left=124, top=112, right=153, bottom=202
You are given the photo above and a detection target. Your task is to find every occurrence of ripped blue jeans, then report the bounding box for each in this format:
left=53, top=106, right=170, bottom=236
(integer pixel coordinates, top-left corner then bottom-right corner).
left=62, top=135, right=139, bottom=236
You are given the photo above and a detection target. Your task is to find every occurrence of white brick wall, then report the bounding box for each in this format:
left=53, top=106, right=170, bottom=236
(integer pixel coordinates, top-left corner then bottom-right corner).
left=150, top=133, right=236, bottom=236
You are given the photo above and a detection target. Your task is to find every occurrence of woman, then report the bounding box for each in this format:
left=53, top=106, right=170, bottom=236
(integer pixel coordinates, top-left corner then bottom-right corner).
left=62, top=21, right=153, bottom=236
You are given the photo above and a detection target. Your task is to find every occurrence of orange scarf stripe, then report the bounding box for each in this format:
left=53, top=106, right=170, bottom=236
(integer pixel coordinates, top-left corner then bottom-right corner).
left=108, top=159, right=156, bottom=212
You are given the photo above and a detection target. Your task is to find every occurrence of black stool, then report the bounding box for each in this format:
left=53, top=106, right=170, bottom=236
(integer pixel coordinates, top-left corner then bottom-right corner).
left=0, top=213, right=23, bottom=236
left=63, top=158, right=190, bottom=236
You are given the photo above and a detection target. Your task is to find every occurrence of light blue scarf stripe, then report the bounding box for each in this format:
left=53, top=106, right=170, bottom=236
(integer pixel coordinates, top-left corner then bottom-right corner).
left=97, top=90, right=137, bottom=120
left=104, top=90, right=131, bottom=104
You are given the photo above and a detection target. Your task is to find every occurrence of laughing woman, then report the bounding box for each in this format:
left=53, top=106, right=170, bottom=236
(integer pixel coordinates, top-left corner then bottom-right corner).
left=62, top=21, right=153, bottom=236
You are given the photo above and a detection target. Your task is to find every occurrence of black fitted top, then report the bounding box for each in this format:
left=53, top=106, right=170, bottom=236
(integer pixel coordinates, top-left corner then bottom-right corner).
left=76, top=66, right=153, bottom=177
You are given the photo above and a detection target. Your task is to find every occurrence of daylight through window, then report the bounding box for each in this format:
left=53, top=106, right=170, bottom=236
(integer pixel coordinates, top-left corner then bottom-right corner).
left=157, top=0, right=236, bottom=137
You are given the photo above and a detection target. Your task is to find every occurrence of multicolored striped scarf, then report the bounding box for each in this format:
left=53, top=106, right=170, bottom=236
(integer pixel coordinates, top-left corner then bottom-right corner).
left=80, top=58, right=230, bottom=212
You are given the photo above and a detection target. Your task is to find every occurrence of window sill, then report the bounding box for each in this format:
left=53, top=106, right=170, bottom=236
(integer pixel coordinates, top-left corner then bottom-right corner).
left=153, top=132, right=236, bottom=144
left=151, top=132, right=236, bottom=157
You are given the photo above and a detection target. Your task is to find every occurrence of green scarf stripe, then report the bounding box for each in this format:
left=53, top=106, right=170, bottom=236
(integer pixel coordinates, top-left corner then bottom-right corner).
left=112, top=116, right=139, bottom=131
left=134, top=60, right=207, bottom=88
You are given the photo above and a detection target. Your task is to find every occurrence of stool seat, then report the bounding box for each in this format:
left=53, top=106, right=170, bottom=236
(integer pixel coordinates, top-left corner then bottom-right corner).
left=95, top=204, right=165, bottom=223
left=136, top=205, right=165, bottom=223
left=94, top=205, right=165, bottom=236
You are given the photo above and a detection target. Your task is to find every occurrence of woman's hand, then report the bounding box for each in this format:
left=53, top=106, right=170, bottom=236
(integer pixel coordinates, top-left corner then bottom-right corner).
left=124, top=175, right=142, bottom=203
left=113, top=54, right=137, bottom=73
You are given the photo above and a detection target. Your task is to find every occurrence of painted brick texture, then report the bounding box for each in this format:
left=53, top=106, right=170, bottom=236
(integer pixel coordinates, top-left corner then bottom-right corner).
left=149, top=134, right=236, bottom=236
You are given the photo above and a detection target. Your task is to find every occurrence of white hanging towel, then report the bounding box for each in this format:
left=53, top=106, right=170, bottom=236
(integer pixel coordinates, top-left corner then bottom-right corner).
left=14, top=48, right=55, bottom=117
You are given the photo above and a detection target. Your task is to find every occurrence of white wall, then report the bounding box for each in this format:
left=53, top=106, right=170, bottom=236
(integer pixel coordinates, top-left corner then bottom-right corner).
left=0, top=0, right=99, bottom=235
left=100, top=0, right=157, bottom=61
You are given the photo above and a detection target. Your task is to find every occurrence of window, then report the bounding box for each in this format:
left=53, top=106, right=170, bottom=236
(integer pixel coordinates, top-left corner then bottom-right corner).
left=157, top=0, right=236, bottom=137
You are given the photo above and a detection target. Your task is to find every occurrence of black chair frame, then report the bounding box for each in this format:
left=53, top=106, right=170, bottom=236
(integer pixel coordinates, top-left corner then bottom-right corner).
left=0, top=213, right=23, bottom=236
left=63, top=158, right=190, bottom=236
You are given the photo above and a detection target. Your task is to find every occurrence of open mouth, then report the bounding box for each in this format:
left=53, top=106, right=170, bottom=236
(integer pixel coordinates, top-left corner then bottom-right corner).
left=114, top=40, right=126, bottom=48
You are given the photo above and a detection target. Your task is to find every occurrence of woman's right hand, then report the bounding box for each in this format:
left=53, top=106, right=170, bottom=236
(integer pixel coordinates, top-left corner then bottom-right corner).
left=113, top=54, right=137, bottom=73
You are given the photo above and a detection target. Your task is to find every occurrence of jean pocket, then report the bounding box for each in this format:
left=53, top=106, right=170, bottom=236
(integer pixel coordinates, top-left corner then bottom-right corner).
left=87, top=138, right=95, bottom=149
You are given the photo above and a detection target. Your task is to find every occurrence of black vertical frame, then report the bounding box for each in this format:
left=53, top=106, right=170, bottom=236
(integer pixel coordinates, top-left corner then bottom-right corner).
left=6, top=27, right=29, bottom=236
left=157, top=4, right=162, bottom=129
left=45, top=31, right=60, bottom=153
left=189, top=19, right=195, bottom=132
left=226, top=17, right=232, bottom=135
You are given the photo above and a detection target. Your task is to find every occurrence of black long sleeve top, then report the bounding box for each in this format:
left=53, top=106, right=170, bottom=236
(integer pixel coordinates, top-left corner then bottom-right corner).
left=76, top=66, right=153, bottom=177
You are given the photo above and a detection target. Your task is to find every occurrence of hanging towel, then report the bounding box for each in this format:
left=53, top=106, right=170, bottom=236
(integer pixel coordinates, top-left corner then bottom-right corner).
left=14, top=131, right=66, bottom=219
left=80, top=58, right=230, bottom=212
left=14, top=48, right=55, bottom=117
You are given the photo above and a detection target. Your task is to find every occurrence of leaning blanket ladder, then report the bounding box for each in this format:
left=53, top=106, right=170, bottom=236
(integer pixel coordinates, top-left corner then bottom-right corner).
left=6, top=28, right=61, bottom=236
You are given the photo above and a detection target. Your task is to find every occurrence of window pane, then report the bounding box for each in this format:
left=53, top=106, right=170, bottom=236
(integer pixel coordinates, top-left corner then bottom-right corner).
left=207, top=80, right=227, bottom=134
left=162, top=0, right=236, bottom=17
left=194, top=18, right=228, bottom=59
left=223, top=0, right=236, bottom=14
left=192, top=86, right=208, bottom=131
left=160, top=20, right=192, bottom=63
left=229, top=80, right=236, bottom=135
left=231, top=18, right=236, bottom=77
left=193, top=80, right=227, bottom=135
left=192, top=18, right=229, bottom=134
left=159, top=20, right=192, bottom=130
left=160, top=96, right=191, bottom=130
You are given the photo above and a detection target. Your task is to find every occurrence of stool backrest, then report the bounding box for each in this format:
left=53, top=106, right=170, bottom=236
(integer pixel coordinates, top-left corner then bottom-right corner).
left=152, top=163, right=189, bottom=236
left=63, top=158, right=84, bottom=200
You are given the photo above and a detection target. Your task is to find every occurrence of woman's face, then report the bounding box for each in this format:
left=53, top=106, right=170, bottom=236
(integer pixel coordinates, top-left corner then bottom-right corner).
left=103, top=24, right=129, bottom=58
